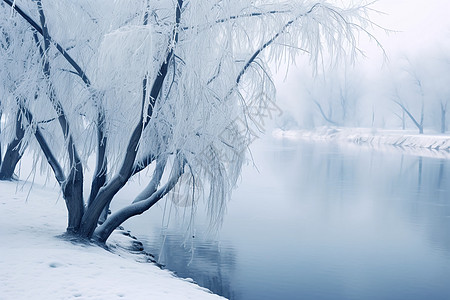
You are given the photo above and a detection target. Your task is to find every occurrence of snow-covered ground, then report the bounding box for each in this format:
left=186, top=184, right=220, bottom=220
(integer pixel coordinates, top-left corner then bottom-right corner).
left=273, top=127, right=450, bottom=159
left=0, top=180, right=224, bottom=300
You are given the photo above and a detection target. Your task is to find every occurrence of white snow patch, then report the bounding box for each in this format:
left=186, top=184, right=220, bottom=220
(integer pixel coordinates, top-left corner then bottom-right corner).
left=273, top=127, right=450, bottom=159
left=0, top=181, right=224, bottom=300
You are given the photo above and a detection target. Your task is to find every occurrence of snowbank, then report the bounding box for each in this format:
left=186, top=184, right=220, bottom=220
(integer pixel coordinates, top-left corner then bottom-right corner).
left=0, top=180, right=224, bottom=300
left=273, top=127, right=450, bottom=159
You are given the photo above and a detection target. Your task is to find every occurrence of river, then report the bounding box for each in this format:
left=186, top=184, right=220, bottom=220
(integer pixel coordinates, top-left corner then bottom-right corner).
left=119, top=138, right=450, bottom=300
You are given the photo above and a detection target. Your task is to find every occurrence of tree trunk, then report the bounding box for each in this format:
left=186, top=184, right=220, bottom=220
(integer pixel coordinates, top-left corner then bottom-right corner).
left=0, top=107, right=2, bottom=168
left=88, top=122, right=107, bottom=206
left=402, top=110, right=405, bottom=130
left=36, top=1, right=86, bottom=234
left=79, top=176, right=128, bottom=238
left=419, top=101, right=424, bottom=134
left=0, top=111, right=25, bottom=180
left=441, top=103, right=446, bottom=133
left=88, top=118, right=108, bottom=225
left=63, top=157, right=85, bottom=233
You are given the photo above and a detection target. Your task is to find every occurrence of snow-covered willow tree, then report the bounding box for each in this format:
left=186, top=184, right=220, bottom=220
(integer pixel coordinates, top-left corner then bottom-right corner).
left=0, top=0, right=380, bottom=243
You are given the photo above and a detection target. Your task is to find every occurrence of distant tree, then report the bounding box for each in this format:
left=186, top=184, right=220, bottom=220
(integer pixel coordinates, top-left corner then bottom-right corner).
left=440, top=101, right=448, bottom=133
left=393, top=99, right=424, bottom=134
left=0, top=0, right=381, bottom=244
left=312, top=97, right=339, bottom=126
left=393, top=58, right=426, bottom=134
left=426, top=47, right=450, bottom=134
left=308, top=67, right=362, bottom=127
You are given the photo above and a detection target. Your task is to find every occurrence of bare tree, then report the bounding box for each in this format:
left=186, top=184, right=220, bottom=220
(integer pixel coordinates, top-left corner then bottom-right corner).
left=440, top=101, right=448, bottom=133
left=392, top=58, right=426, bottom=134
left=394, top=100, right=424, bottom=134
left=307, top=66, right=363, bottom=127
left=312, top=98, right=339, bottom=126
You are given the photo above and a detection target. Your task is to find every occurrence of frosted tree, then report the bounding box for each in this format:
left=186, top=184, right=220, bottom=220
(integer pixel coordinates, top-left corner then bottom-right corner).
left=1, top=0, right=381, bottom=243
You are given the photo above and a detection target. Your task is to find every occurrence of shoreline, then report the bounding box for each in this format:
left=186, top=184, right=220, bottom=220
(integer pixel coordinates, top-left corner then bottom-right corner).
left=273, top=127, right=450, bottom=159
left=0, top=179, right=224, bottom=300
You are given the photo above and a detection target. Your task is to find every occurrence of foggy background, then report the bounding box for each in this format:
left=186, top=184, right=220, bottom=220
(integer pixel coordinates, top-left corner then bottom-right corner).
left=273, top=0, right=450, bottom=132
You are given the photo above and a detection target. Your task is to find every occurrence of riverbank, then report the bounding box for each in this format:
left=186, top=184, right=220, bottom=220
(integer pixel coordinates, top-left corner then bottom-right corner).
left=0, top=180, right=224, bottom=300
left=273, top=127, right=450, bottom=159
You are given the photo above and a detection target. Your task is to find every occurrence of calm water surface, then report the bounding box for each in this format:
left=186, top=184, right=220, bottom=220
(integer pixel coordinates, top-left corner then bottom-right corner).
left=121, top=138, right=450, bottom=300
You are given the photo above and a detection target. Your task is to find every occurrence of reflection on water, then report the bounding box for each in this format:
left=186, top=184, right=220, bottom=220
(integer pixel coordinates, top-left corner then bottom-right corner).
left=139, top=139, right=450, bottom=300
left=142, top=232, right=238, bottom=299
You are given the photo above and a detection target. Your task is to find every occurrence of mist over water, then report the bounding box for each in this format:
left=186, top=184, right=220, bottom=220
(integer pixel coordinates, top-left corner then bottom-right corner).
left=126, top=138, right=450, bottom=300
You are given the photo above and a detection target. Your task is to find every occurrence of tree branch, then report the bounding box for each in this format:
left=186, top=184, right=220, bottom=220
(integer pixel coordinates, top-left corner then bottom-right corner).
left=181, top=9, right=289, bottom=31
left=87, top=115, right=107, bottom=206
left=21, top=105, right=66, bottom=185
left=3, top=0, right=91, bottom=86
left=132, top=152, right=156, bottom=176
left=313, top=99, right=338, bottom=126
left=132, top=156, right=168, bottom=204
left=93, top=156, right=184, bottom=244
left=235, top=3, right=321, bottom=87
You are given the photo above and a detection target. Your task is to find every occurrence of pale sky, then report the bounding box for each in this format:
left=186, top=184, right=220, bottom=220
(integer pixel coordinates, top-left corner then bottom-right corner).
left=360, top=0, right=450, bottom=59
left=274, top=0, right=450, bottom=79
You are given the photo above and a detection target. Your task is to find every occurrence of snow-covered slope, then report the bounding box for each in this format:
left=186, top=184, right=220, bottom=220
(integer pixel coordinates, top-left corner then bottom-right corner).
left=0, top=180, right=223, bottom=300
left=273, top=127, right=450, bottom=159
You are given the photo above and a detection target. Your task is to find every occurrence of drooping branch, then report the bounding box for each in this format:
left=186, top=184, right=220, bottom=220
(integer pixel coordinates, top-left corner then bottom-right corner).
left=144, top=0, right=183, bottom=125
left=93, top=156, right=184, bottom=244
left=207, top=3, right=322, bottom=97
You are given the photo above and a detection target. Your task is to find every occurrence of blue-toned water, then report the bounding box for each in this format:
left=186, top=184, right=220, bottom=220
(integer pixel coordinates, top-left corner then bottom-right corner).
left=121, top=138, right=450, bottom=300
